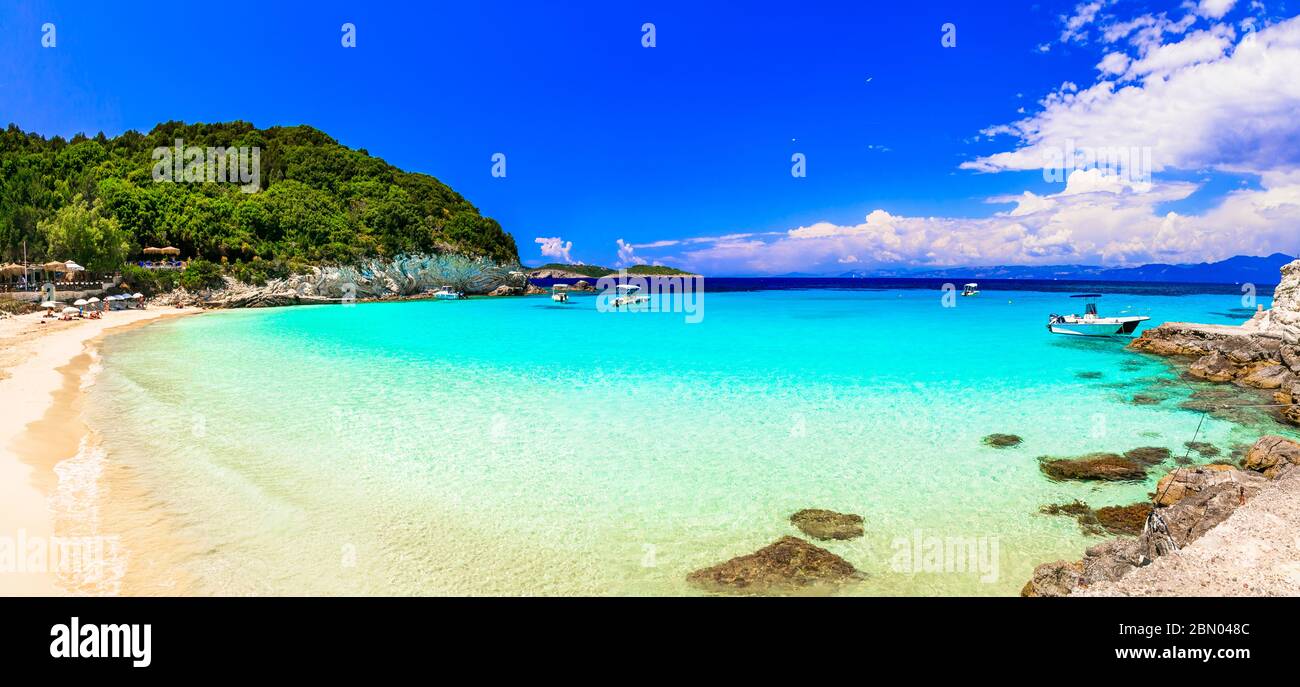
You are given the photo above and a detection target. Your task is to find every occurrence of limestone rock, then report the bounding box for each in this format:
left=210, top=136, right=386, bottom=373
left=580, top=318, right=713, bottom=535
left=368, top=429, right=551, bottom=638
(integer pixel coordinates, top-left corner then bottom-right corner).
left=1243, top=435, right=1300, bottom=479
left=1239, top=364, right=1293, bottom=390
left=1189, top=352, right=1239, bottom=382
left=1020, top=560, right=1083, bottom=597
left=1152, top=465, right=1266, bottom=507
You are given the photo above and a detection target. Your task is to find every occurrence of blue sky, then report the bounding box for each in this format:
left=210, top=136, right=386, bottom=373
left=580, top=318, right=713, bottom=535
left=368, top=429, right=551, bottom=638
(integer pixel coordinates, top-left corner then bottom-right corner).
left=2, top=0, right=1298, bottom=274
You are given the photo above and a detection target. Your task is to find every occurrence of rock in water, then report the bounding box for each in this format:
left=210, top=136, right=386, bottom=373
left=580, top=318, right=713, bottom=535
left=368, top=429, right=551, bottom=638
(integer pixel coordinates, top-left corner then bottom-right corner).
left=1184, top=441, right=1221, bottom=458
left=1123, top=446, right=1172, bottom=465
left=1038, top=453, right=1147, bottom=482
left=982, top=433, right=1023, bottom=448
left=1243, top=435, right=1300, bottom=479
left=790, top=509, right=864, bottom=540
left=687, top=536, right=863, bottom=593
left=1094, top=503, right=1153, bottom=535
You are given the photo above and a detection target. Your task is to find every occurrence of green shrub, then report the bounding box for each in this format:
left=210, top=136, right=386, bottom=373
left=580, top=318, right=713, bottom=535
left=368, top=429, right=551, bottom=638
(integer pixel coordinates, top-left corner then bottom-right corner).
left=178, top=258, right=224, bottom=291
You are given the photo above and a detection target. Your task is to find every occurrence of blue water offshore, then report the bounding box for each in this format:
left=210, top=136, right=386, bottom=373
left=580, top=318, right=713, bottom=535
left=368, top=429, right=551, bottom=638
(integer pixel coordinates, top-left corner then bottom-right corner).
left=85, top=279, right=1296, bottom=595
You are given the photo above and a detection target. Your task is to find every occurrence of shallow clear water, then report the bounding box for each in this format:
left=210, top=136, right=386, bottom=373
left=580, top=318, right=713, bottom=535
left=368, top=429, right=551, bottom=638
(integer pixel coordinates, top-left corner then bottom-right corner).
left=86, top=286, right=1296, bottom=595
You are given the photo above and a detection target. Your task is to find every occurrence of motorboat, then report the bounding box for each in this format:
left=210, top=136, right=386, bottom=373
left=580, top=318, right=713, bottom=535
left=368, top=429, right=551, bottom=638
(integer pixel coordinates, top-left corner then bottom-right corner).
left=612, top=284, right=650, bottom=309
left=432, top=285, right=464, bottom=300
left=551, top=284, right=570, bottom=303
left=1047, top=294, right=1149, bottom=336
left=961, top=283, right=980, bottom=297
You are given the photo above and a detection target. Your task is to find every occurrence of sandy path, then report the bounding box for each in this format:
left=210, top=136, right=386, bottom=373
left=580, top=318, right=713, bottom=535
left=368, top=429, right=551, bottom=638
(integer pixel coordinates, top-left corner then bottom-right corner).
left=0, top=307, right=200, bottom=596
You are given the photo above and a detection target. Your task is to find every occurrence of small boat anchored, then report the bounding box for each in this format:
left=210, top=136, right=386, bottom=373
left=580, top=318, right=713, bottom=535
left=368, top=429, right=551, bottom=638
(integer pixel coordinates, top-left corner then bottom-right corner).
left=1047, top=294, right=1149, bottom=337
left=432, top=285, right=464, bottom=300
left=612, top=284, right=650, bottom=309
left=961, top=283, right=980, bottom=297
left=551, top=284, right=570, bottom=303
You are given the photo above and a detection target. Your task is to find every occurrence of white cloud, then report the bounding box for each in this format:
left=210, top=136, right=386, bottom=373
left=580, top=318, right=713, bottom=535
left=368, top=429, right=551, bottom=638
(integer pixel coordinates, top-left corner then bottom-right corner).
left=534, top=236, right=574, bottom=263
left=965, top=16, right=1300, bottom=177
left=1061, top=1, right=1107, bottom=43
left=1197, top=0, right=1238, bottom=19
left=665, top=171, right=1299, bottom=274
left=616, top=238, right=647, bottom=266
left=1096, top=52, right=1130, bottom=74
left=1121, top=25, right=1234, bottom=79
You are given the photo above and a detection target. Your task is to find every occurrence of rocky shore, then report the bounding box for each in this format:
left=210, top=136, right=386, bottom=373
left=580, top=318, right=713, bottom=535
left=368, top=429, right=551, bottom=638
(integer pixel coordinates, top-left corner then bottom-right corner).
left=1022, top=259, right=1300, bottom=597
left=1127, top=258, right=1300, bottom=426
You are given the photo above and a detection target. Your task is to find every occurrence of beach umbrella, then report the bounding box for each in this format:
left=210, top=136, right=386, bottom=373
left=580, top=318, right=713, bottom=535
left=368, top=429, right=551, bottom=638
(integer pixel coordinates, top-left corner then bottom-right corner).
left=62, top=307, right=79, bottom=315
left=40, top=300, right=59, bottom=308
left=73, top=298, right=88, bottom=306
left=64, top=260, right=85, bottom=272
left=132, top=293, right=143, bottom=298
left=87, top=296, right=100, bottom=303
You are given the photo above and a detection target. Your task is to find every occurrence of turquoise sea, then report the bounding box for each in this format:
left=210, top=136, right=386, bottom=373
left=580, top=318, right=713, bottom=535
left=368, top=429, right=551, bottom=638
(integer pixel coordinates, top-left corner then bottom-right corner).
left=83, top=283, right=1297, bottom=595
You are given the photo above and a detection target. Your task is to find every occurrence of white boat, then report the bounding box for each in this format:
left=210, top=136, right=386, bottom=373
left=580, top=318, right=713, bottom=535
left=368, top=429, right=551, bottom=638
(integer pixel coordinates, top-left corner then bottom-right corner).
left=432, top=285, right=464, bottom=300
left=1047, top=294, right=1149, bottom=336
left=551, top=285, right=569, bottom=303
left=961, top=283, right=980, bottom=297
left=612, top=284, right=650, bottom=308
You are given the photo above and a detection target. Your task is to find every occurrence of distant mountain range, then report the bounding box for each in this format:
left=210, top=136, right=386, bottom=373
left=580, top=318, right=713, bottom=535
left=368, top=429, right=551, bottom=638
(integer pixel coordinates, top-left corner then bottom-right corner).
left=833, top=253, right=1296, bottom=285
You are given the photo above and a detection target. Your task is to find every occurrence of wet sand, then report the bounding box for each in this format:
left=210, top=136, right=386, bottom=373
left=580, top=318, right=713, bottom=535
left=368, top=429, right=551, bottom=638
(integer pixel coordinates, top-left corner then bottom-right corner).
left=0, top=306, right=200, bottom=596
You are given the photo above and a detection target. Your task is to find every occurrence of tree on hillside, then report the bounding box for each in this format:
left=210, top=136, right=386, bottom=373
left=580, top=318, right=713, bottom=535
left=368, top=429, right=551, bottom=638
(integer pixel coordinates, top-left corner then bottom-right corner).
left=36, top=194, right=132, bottom=272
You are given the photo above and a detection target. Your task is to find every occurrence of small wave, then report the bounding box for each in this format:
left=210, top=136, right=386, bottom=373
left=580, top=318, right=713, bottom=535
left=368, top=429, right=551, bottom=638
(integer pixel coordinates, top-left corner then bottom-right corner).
left=50, top=434, right=127, bottom=595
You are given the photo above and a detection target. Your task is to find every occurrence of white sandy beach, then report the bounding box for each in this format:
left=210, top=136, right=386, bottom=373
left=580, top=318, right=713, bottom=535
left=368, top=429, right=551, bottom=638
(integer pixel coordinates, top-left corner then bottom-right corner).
left=0, top=306, right=199, bottom=596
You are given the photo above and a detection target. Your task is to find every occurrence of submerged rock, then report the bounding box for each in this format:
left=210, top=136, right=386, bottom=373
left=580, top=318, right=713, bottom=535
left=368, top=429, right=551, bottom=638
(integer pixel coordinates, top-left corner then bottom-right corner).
left=1075, top=371, right=1104, bottom=380
left=789, top=509, right=864, bottom=540
left=687, top=536, right=863, bottom=593
left=1130, top=394, right=1165, bottom=405
left=1095, top=503, right=1153, bottom=535
left=1123, top=446, right=1172, bottom=465
left=1040, top=500, right=1103, bottom=536
left=1243, top=435, right=1300, bottom=479
left=982, top=433, right=1023, bottom=448
left=1039, top=453, right=1147, bottom=482
left=1184, top=441, right=1221, bottom=458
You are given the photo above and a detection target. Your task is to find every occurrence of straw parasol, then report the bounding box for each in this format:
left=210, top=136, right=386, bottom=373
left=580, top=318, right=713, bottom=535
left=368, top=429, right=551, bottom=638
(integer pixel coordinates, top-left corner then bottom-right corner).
left=0, top=263, right=24, bottom=277
left=41, top=261, right=68, bottom=273
left=161, top=246, right=181, bottom=255
left=143, top=246, right=181, bottom=256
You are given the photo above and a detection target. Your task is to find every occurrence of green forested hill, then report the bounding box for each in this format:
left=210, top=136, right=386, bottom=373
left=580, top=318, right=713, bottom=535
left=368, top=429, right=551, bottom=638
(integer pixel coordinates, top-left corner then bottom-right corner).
left=0, top=121, right=518, bottom=270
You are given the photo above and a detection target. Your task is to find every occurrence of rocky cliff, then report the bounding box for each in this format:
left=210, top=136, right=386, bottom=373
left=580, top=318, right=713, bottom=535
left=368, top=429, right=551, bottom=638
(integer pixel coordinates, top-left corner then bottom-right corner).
left=152, top=254, right=532, bottom=308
